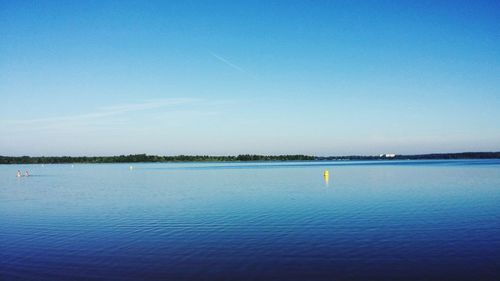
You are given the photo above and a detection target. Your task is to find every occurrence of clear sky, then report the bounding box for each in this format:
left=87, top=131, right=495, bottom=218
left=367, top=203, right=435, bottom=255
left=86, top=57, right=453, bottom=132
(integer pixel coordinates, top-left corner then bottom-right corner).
left=1, top=0, right=499, bottom=156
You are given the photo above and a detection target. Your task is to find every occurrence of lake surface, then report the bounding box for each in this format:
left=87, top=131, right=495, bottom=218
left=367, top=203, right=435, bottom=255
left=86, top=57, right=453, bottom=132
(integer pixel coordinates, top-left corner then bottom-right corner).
left=1, top=160, right=499, bottom=280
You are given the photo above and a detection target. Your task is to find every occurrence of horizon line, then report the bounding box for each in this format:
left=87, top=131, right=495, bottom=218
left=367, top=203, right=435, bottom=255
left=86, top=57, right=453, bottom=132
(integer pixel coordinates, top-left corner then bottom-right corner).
left=1, top=151, right=500, bottom=158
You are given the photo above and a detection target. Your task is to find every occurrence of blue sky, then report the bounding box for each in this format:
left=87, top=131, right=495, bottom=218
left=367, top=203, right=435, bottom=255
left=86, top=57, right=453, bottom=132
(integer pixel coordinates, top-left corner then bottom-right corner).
left=1, top=0, right=499, bottom=156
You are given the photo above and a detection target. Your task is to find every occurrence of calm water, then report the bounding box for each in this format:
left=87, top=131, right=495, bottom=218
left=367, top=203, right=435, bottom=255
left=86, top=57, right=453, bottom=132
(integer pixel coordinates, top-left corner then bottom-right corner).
left=1, top=160, right=499, bottom=280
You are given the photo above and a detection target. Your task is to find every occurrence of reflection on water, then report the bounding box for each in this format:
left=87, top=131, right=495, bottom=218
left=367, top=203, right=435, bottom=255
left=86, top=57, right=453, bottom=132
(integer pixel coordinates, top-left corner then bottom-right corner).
left=1, top=160, right=500, bottom=281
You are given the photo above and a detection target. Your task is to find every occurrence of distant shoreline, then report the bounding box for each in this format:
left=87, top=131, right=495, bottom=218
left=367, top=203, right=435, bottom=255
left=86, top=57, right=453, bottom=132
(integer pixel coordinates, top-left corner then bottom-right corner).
left=1, top=152, right=499, bottom=164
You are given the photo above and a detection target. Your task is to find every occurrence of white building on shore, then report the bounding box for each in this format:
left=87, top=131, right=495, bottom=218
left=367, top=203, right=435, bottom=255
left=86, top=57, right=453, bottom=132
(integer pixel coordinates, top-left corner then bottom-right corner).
left=379, top=154, right=396, bottom=158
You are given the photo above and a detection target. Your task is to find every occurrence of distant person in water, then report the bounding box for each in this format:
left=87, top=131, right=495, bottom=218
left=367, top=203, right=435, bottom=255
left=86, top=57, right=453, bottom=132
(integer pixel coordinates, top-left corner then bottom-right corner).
left=16, top=170, right=22, bottom=177
left=25, top=171, right=29, bottom=177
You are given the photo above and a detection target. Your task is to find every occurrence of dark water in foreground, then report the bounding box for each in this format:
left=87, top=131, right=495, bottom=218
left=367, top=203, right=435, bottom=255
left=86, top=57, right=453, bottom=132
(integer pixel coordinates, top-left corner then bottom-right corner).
left=1, top=160, right=499, bottom=280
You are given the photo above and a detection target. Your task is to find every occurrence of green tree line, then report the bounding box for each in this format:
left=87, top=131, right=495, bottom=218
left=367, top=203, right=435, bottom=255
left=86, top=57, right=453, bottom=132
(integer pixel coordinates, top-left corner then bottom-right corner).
left=1, top=152, right=499, bottom=164
left=0, top=154, right=315, bottom=164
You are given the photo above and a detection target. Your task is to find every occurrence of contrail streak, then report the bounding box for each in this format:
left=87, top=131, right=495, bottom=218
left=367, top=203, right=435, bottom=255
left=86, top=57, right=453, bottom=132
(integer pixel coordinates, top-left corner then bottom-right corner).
left=210, top=52, right=245, bottom=73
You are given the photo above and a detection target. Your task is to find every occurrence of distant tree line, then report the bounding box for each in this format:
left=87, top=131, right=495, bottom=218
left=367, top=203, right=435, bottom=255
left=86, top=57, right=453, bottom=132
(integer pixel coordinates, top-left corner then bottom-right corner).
left=396, top=152, right=500, bottom=160
left=0, top=152, right=499, bottom=164
left=0, top=154, right=315, bottom=164
left=317, top=152, right=500, bottom=161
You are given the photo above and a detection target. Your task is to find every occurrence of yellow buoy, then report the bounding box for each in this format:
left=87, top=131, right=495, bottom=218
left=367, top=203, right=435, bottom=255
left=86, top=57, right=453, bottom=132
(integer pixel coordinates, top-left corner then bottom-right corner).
left=323, top=170, right=329, bottom=177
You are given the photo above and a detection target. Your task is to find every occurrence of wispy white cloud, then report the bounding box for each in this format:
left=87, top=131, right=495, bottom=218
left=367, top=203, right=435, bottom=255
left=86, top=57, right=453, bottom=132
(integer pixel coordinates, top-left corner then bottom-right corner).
left=210, top=52, right=246, bottom=73
left=4, top=98, right=200, bottom=125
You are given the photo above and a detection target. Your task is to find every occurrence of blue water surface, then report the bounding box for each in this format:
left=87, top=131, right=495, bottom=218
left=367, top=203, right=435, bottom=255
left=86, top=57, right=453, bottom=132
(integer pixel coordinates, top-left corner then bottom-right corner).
left=1, top=160, right=499, bottom=280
